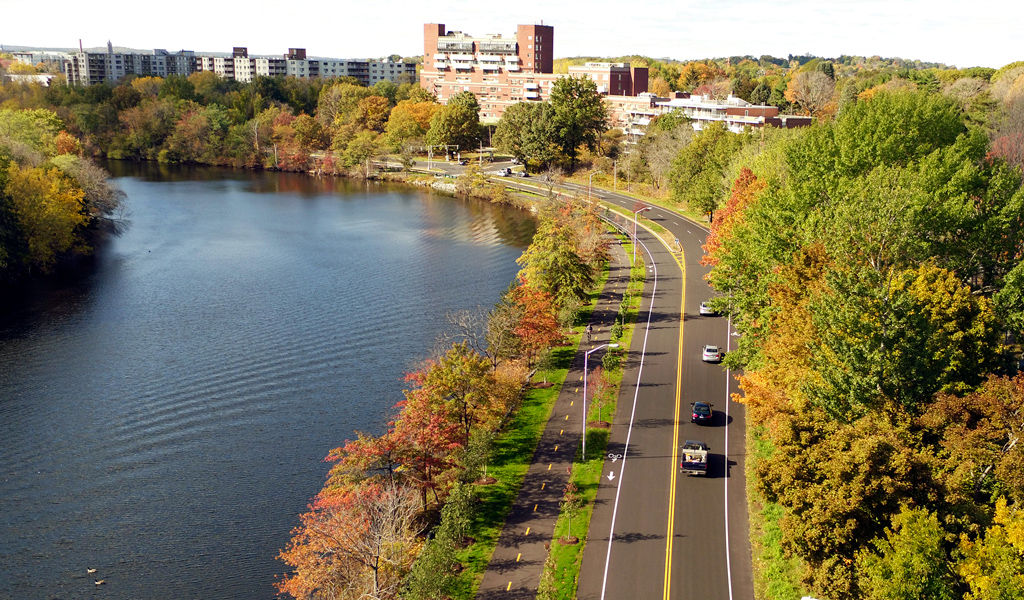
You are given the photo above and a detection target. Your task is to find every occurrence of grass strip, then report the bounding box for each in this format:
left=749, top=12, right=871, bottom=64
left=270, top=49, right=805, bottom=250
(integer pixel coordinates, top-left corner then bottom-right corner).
left=747, top=426, right=805, bottom=600
left=538, top=231, right=646, bottom=600
left=451, top=259, right=613, bottom=598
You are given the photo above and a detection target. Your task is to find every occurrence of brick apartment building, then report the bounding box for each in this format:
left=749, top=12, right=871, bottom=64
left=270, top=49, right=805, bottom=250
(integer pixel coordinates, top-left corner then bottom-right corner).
left=420, top=23, right=650, bottom=122
left=421, top=22, right=812, bottom=137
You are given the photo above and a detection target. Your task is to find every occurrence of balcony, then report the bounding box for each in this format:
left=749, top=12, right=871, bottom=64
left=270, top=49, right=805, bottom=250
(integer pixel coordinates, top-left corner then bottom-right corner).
left=523, top=82, right=539, bottom=90
left=481, top=63, right=499, bottom=71
left=433, top=53, right=446, bottom=60
left=450, top=54, right=474, bottom=61
left=478, top=55, right=501, bottom=62
left=505, top=64, right=520, bottom=72
left=524, top=91, right=540, bottom=99
left=454, top=63, right=473, bottom=71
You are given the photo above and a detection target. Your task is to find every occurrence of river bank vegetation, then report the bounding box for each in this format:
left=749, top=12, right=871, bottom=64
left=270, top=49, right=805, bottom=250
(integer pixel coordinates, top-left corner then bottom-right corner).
left=275, top=197, right=612, bottom=599
left=0, top=108, right=125, bottom=285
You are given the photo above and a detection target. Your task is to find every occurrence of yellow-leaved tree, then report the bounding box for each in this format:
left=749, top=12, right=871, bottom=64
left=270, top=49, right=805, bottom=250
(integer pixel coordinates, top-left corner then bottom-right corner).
left=959, top=497, right=1024, bottom=599
left=5, top=164, right=89, bottom=272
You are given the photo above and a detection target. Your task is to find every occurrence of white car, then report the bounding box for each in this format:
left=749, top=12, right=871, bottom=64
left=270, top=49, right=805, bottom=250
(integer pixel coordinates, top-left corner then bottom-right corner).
left=699, top=301, right=716, bottom=316
left=702, top=345, right=723, bottom=362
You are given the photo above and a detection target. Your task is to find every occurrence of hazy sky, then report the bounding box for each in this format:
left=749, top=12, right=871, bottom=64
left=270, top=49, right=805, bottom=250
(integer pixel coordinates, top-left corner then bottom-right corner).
left=2, top=0, right=1019, bottom=68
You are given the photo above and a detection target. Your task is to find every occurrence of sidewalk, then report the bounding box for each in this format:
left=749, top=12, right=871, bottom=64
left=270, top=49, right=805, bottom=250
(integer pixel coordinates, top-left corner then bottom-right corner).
left=476, top=239, right=632, bottom=599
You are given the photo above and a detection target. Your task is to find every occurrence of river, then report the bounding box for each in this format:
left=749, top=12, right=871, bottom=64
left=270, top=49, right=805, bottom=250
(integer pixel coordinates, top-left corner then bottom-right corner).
left=0, top=162, right=535, bottom=599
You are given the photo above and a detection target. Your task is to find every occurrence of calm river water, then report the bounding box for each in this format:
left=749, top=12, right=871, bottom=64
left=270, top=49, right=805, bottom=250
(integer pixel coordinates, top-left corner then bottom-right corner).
left=0, top=162, right=535, bottom=599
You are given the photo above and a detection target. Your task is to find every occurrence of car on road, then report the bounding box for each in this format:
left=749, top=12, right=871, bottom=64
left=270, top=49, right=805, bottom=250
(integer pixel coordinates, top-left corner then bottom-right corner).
left=699, top=301, right=717, bottom=316
left=702, top=345, right=723, bottom=362
left=517, top=171, right=529, bottom=178
left=680, top=440, right=709, bottom=475
left=501, top=167, right=513, bottom=176
left=458, top=159, right=468, bottom=165
left=691, top=401, right=713, bottom=424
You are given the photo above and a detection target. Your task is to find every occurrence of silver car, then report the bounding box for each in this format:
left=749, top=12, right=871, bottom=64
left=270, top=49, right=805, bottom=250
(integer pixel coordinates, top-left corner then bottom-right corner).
left=702, top=345, right=723, bottom=362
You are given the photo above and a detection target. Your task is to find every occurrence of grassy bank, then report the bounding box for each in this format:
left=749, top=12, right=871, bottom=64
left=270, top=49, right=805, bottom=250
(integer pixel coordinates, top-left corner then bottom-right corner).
left=747, top=426, right=805, bottom=600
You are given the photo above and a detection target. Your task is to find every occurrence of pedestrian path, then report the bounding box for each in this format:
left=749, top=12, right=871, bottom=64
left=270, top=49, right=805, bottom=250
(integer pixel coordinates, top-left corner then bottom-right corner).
left=476, top=239, right=632, bottom=599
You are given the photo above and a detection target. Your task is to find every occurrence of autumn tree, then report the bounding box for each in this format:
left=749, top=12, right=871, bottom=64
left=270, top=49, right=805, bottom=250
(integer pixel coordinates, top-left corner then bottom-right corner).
left=856, top=507, right=959, bottom=600
left=958, top=497, right=1024, bottom=600
left=785, top=70, right=835, bottom=116
left=276, top=481, right=421, bottom=600
left=515, top=213, right=594, bottom=309
left=511, top=281, right=562, bottom=363
left=921, top=374, right=1024, bottom=506
left=356, top=95, right=391, bottom=133
left=5, top=163, right=89, bottom=272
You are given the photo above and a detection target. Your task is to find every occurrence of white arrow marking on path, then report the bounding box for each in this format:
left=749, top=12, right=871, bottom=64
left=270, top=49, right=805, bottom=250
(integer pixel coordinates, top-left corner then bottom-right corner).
left=607, top=471, right=616, bottom=481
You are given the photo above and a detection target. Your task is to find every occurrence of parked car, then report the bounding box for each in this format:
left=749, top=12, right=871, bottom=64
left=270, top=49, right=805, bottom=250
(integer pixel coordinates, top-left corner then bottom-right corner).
left=501, top=167, right=513, bottom=176
left=691, top=401, right=713, bottom=424
left=702, top=345, right=723, bottom=363
left=458, top=159, right=468, bottom=165
left=518, top=171, right=529, bottom=178
left=511, top=157, right=520, bottom=165
left=699, top=301, right=717, bottom=316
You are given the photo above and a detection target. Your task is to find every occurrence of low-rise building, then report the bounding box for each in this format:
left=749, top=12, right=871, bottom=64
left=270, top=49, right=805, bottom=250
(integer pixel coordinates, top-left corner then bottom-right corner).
left=656, top=93, right=812, bottom=133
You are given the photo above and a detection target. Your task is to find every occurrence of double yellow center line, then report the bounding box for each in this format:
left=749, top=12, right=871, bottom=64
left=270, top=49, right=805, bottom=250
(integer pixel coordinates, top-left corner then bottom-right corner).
left=664, top=250, right=686, bottom=600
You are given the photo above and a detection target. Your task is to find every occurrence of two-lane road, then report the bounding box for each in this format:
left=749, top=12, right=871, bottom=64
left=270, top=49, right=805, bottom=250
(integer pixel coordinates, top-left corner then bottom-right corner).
left=576, top=190, right=754, bottom=600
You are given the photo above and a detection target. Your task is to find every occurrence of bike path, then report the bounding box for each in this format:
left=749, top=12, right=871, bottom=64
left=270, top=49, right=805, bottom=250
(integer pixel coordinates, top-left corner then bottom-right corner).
left=476, top=238, right=633, bottom=599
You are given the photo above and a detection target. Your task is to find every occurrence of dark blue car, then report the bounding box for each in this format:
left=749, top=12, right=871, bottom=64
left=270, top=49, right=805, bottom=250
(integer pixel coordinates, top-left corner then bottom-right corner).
left=691, top=401, right=713, bottom=425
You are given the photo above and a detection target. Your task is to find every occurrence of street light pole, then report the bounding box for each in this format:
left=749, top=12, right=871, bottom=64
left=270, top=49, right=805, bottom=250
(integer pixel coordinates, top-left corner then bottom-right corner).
left=589, top=170, right=603, bottom=200
left=633, top=206, right=651, bottom=266
left=582, top=342, right=619, bottom=460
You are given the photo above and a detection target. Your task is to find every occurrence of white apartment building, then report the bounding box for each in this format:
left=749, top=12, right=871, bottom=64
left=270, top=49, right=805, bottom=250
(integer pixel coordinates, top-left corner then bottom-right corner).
left=60, top=43, right=415, bottom=87
left=64, top=42, right=196, bottom=86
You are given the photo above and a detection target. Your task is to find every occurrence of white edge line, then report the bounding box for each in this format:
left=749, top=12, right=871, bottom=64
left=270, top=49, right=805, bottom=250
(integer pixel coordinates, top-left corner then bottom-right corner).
left=600, top=218, right=658, bottom=600
left=725, top=312, right=734, bottom=600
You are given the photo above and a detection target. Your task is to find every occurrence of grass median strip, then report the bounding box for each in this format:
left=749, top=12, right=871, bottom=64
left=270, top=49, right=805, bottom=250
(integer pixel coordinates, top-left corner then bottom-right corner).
left=538, top=233, right=646, bottom=600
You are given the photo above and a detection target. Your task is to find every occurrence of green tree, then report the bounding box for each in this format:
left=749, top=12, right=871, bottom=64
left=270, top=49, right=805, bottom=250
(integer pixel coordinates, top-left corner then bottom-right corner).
left=549, top=76, right=607, bottom=167
left=158, top=74, right=196, bottom=102
left=856, top=507, right=958, bottom=600
left=425, top=102, right=478, bottom=153
left=493, top=101, right=556, bottom=167
left=667, top=122, right=749, bottom=218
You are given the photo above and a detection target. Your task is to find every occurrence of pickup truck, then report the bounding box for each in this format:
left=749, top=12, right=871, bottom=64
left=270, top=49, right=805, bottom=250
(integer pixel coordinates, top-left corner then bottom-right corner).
left=680, top=440, right=709, bottom=476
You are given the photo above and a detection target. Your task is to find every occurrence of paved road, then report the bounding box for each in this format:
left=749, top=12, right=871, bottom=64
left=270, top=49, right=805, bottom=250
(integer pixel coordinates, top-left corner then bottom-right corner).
left=429, top=166, right=755, bottom=599
left=577, top=192, right=754, bottom=600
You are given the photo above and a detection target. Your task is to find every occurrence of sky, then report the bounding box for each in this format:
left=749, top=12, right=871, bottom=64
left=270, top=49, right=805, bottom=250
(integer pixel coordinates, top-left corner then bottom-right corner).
left=1, top=0, right=1020, bottom=69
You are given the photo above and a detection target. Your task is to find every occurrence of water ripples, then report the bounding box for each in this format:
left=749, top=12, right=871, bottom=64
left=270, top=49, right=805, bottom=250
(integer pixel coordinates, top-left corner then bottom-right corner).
left=0, top=165, right=534, bottom=599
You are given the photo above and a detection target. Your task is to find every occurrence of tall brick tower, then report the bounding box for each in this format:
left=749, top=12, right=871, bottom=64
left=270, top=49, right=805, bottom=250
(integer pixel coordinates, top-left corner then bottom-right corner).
left=515, top=24, right=553, bottom=74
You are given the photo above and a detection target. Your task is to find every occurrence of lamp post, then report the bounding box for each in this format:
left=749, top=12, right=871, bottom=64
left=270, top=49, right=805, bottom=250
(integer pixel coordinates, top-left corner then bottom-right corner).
left=589, top=170, right=603, bottom=200
left=583, top=342, right=619, bottom=460
left=633, top=206, right=651, bottom=265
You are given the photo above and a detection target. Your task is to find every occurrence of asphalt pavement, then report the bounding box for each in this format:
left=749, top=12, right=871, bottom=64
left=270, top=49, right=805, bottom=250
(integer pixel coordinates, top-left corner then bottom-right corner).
left=476, top=238, right=633, bottom=599
left=440, top=169, right=755, bottom=600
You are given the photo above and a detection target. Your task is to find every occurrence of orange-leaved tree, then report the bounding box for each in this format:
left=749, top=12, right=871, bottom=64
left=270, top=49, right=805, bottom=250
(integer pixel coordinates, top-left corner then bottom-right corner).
left=276, top=480, right=421, bottom=600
